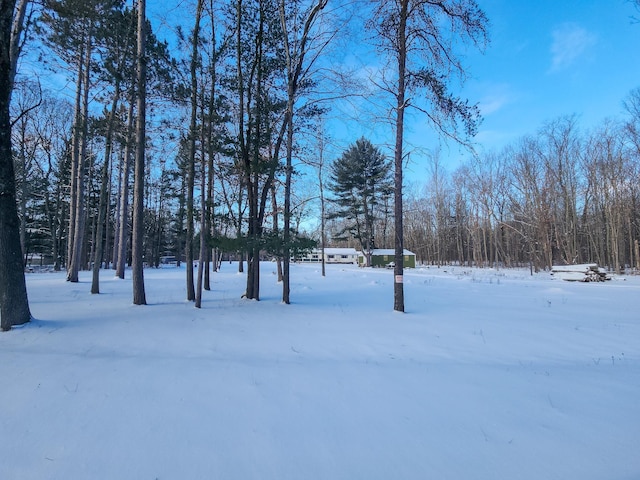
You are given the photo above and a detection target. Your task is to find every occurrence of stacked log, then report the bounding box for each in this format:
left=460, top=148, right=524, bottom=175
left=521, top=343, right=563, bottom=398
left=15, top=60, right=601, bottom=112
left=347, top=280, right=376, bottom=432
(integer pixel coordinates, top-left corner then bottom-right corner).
left=551, top=264, right=611, bottom=282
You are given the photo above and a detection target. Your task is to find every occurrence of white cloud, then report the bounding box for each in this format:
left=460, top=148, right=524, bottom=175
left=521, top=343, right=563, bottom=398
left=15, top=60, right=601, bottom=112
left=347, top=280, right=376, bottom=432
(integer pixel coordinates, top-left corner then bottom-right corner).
left=478, top=84, right=516, bottom=116
left=480, top=93, right=510, bottom=116
left=549, top=23, right=597, bottom=72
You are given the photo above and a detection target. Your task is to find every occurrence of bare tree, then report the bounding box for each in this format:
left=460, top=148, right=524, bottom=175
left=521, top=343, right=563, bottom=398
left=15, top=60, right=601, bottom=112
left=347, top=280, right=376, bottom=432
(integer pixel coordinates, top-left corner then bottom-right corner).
left=623, top=88, right=640, bottom=271
left=11, top=82, right=40, bottom=265
left=368, top=0, right=488, bottom=311
left=539, top=116, right=582, bottom=266
left=30, top=95, right=73, bottom=272
left=278, top=0, right=328, bottom=304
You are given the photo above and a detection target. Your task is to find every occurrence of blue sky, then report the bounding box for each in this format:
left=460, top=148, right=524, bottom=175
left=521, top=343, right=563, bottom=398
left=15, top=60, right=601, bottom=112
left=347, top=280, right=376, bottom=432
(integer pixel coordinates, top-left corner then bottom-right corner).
left=146, top=0, right=640, bottom=179
left=327, top=0, right=640, bottom=179
left=467, top=0, right=640, bottom=149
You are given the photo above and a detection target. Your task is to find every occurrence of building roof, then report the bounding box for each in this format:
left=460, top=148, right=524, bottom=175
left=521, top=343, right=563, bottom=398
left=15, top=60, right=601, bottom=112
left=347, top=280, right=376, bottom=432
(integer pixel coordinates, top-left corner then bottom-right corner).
left=316, top=248, right=359, bottom=255
left=358, top=249, right=415, bottom=256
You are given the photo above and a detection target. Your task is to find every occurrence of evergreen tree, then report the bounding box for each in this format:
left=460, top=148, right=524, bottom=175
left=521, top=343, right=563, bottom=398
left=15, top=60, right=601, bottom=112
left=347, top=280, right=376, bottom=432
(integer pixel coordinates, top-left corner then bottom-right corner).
left=328, top=137, right=392, bottom=266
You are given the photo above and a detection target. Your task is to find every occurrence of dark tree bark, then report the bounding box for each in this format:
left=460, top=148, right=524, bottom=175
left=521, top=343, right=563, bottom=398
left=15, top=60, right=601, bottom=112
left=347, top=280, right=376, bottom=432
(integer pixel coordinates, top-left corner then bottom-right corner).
left=195, top=156, right=206, bottom=307
left=67, top=31, right=93, bottom=282
left=8, top=0, right=27, bottom=92
left=392, top=0, right=408, bottom=312
left=195, top=0, right=207, bottom=307
left=204, top=0, right=218, bottom=287
left=131, top=0, right=146, bottom=305
left=271, top=184, right=283, bottom=282
left=91, top=82, right=120, bottom=294
left=0, top=0, right=31, bottom=330
left=317, top=126, right=326, bottom=277
left=205, top=133, right=215, bottom=283
left=195, top=109, right=206, bottom=308
left=115, top=97, right=134, bottom=279
left=186, top=0, right=203, bottom=302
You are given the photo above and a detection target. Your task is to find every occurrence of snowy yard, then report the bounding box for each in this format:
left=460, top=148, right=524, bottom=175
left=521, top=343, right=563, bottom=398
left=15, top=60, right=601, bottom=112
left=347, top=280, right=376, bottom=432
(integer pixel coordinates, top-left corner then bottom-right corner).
left=1, top=263, right=639, bottom=479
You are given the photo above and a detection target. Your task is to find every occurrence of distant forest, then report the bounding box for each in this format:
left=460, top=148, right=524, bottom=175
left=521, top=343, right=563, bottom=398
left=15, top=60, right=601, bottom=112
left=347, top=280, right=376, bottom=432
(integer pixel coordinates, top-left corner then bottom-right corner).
left=397, top=111, right=640, bottom=273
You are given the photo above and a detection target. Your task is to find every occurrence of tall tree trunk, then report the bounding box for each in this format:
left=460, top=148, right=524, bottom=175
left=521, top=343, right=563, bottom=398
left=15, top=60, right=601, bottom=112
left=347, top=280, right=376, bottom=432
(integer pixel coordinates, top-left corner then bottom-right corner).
left=91, top=82, right=120, bottom=294
left=195, top=114, right=206, bottom=308
left=236, top=0, right=262, bottom=299
left=41, top=157, right=62, bottom=271
left=67, top=35, right=92, bottom=282
left=392, top=0, right=408, bottom=312
left=235, top=0, right=245, bottom=277
left=175, top=173, right=185, bottom=268
left=8, top=0, right=27, bottom=95
left=186, top=0, right=203, bottom=302
left=237, top=189, right=243, bottom=273
left=205, top=143, right=215, bottom=280
left=241, top=0, right=260, bottom=300
left=104, top=161, right=112, bottom=269
left=131, top=0, right=147, bottom=305
left=54, top=176, right=65, bottom=271
left=271, top=185, right=283, bottom=282
left=112, top=148, right=122, bottom=269
left=282, top=107, right=292, bottom=303
left=115, top=103, right=134, bottom=279
left=17, top=120, right=27, bottom=265
left=66, top=43, right=84, bottom=275
left=246, top=168, right=260, bottom=299
left=195, top=0, right=208, bottom=307
left=0, top=0, right=31, bottom=330
left=205, top=0, right=217, bottom=286
left=318, top=124, right=326, bottom=277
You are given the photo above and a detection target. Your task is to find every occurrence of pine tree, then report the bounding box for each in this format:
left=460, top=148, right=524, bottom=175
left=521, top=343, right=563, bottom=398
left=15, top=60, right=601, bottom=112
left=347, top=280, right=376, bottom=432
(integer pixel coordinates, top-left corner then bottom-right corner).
left=328, top=137, right=392, bottom=266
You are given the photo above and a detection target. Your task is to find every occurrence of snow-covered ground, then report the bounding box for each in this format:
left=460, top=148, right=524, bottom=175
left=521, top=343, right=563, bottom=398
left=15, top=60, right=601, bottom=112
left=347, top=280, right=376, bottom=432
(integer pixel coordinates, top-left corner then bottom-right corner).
left=1, top=263, right=639, bottom=479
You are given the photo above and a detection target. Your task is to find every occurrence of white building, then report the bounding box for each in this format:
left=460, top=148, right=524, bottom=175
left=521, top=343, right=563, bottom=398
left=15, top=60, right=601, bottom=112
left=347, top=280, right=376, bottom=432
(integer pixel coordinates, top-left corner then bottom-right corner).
left=296, top=247, right=359, bottom=264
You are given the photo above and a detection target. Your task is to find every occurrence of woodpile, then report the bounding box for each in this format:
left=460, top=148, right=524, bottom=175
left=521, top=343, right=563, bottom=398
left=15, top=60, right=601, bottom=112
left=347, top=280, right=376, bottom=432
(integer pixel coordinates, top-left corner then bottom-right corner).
left=551, top=264, right=612, bottom=282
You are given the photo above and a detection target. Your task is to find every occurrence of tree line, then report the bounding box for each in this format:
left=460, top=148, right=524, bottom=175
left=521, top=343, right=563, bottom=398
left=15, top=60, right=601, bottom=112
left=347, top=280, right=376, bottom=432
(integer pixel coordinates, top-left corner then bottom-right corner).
left=323, top=111, right=640, bottom=275
left=402, top=110, right=640, bottom=274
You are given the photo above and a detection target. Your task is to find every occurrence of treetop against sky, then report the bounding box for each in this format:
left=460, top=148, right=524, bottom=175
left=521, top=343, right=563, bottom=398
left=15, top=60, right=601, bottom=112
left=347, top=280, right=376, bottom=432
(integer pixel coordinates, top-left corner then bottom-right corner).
left=324, top=0, right=640, bottom=178
left=25, top=0, right=640, bottom=182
